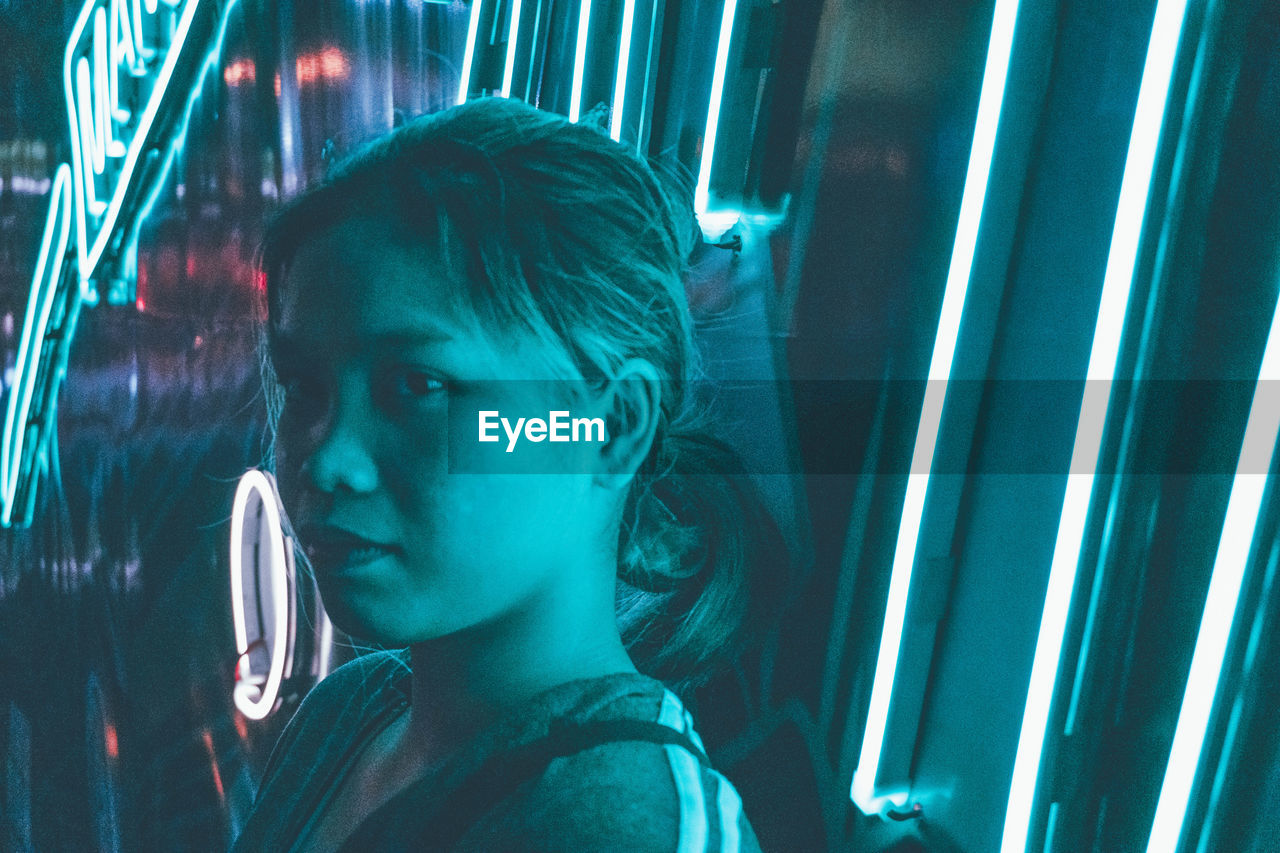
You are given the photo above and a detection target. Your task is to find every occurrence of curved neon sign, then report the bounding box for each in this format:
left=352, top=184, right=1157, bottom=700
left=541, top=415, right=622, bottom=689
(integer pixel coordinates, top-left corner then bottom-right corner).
left=229, top=469, right=295, bottom=721
left=2, top=0, right=233, bottom=528
left=65, top=0, right=204, bottom=285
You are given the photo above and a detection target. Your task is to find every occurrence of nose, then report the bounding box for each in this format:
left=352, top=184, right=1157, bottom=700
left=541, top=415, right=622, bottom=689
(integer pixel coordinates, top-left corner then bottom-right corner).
left=297, top=402, right=379, bottom=496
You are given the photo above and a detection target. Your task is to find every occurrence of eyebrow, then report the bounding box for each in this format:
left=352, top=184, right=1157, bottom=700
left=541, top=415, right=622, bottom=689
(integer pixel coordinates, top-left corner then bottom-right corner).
left=362, top=327, right=457, bottom=346
left=270, top=325, right=456, bottom=357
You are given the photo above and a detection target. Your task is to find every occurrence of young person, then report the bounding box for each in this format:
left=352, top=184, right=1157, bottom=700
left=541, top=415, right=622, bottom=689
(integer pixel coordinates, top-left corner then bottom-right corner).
left=231, top=97, right=775, bottom=852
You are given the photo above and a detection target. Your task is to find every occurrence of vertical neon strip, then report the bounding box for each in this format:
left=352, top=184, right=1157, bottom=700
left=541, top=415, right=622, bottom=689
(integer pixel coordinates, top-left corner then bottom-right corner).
left=1000, top=2, right=1189, bottom=849
left=1, top=166, right=72, bottom=527
left=633, top=0, right=661, bottom=152
left=1145, top=296, right=1280, bottom=851
left=849, top=0, right=1021, bottom=816
left=75, top=59, right=108, bottom=213
left=693, top=0, right=738, bottom=220
left=500, top=0, right=522, bottom=98
left=317, top=610, right=334, bottom=679
left=457, top=0, right=483, bottom=104
left=568, top=0, right=592, bottom=122
left=92, top=10, right=115, bottom=163
left=609, top=0, right=636, bottom=140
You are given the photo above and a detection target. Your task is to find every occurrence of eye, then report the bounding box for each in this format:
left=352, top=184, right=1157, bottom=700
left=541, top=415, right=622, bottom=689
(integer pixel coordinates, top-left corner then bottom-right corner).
left=383, top=367, right=447, bottom=407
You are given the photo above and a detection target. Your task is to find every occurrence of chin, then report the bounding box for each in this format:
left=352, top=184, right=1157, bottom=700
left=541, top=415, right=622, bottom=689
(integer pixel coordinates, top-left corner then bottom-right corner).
left=317, top=589, right=429, bottom=647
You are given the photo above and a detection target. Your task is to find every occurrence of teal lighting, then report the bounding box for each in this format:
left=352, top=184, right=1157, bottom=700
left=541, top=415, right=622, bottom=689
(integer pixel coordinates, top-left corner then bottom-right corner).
left=849, top=0, right=1022, bottom=816
left=500, top=0, right=522, bottom=98
left=135, top=0, right=243, bottom=253
left=568, top=0, right=592, bottom=123
left=64, top=0, right=206, bottom=284
left=608, top=0, right=636, bottom=141
left=457, top=0, right=483, bottom=104
left=1145, top=291, right=1280, bottom=852
left=692, top=0, right=738, bottom=236
left=1000, top=1, right=1190, bottom=850
left=3, top=0, right=239, bottom=527
left=1, top=165, right=73, bottom=527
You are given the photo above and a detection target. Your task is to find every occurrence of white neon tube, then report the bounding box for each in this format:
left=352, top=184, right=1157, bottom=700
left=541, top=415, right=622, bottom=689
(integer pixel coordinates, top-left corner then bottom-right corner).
left=500, top=0, right=522, bottom=98
left=568, top=0, right=592, bottom=122
left=1000, top=2, right=1190, bottom=850
left=457, top=0, right=483, bottom=105
left=1, top=165, right=73, bottom=527
left=133, top=0, right=242, bottom=240
left=849, top=0, right=1022, bottom=816
left=64, top=0, right=203, bottom=284
left=692, top=0, right=739, bottom=224
left=609, top=0, right=636, bottom=140
left=1145, top=292, right=1280, bottom=852
left=317, top=610, right=334, bottom=679
left=229, top=469, right=292, bottom=721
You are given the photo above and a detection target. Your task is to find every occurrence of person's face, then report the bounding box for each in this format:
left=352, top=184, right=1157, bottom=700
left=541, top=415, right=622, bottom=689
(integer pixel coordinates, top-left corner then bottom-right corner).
left=272, top=215, right=611, bottom=645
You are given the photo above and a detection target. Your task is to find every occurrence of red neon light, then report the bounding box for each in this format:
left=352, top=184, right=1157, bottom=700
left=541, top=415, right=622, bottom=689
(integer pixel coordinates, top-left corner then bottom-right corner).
left=223, top=59, right=255, bottom=86
left=295, top=46, right=351, bottom=87
left=104, top=722, right=119, bottom=760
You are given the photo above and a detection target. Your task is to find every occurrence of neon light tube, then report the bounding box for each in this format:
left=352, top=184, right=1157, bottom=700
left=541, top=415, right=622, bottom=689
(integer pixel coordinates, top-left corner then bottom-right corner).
left=0, top=165, right=73, bottom=527
left=229, top=469, right=292, bottom=721
left=568, top=0, right=592, bottom=123
left=849, top=0, right=1022, bottom=817
left=1145, top=294, right=1280, bottom=852
left=1000, top=2, right=1190, bottom=849
left=133, top=0, right=243, bottom=246
left=609, top=0, right=636, bottom=140
left=692, top=0, right=738, bottom=224
left=500, top=0, right=522, bottom=98
left=317, top=610, right=334, bottom=679
left=457, top=0, right=483, bottom=104
left=64, top=0, right=204, bottom=285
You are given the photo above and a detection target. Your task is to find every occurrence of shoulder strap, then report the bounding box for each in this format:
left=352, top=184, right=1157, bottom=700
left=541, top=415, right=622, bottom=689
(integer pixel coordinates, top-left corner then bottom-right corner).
left=338, top=719, right=708, bottom=852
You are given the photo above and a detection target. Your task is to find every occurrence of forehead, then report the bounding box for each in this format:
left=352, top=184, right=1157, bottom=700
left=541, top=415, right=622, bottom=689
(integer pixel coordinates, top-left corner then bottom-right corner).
left=273, top=215, right=576, bottom=382
left=278, top=215, right=465, bottom=344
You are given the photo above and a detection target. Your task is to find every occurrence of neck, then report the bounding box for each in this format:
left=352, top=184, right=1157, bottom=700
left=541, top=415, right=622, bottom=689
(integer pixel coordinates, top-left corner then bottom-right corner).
left=404, top=581, right=637, bottom=765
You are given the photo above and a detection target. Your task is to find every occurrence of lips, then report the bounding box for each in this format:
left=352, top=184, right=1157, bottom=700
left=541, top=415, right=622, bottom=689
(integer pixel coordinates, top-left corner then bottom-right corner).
left=298, top=524, right=399, bottom=575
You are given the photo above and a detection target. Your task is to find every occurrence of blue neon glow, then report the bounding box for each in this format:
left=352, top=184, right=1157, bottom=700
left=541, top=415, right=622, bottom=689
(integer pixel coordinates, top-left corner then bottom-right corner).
left=456, top=0, right=483, bottom=104
left=609, top=0, right=636, bottom=141
left=692, top=0, right=738, bottom=230
left=64, top=0, right=203, bottom=286
left=568, top=0, right=592, bottom=123
left=849, top=0, right=1022, bottom=816
left=632, top=0, right=660, bottom=152
left=1, top=165, right=73, bottom=527
left=110, top=2, right=144, bottom=119
left=3, top=0, right=238, bottom=527
left=134, top=0, right=241, bottom=235
left=1000, top=2, right=1190, bottom=849
left=1145, top=294, right=1280, bottom=852
left=500, top=0, right=522, bottom=98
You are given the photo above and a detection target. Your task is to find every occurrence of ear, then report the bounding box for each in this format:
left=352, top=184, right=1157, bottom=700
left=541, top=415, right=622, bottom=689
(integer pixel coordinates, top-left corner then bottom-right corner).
left=593, top=359, right=662, bottom=490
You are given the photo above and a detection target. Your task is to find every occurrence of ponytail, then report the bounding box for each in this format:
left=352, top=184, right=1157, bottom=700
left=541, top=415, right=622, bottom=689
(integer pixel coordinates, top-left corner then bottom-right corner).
left=616, top=428, right=785, bottom=692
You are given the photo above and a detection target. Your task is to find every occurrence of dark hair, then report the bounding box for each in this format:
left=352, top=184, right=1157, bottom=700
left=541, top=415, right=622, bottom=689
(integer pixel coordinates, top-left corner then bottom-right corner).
left=260, top=97, right=779, bottom=689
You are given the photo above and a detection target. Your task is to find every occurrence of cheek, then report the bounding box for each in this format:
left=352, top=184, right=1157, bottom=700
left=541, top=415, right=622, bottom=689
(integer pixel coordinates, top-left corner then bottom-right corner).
left=480, top=477, right=595, bottom=543
left=404, top=476, right=586, bottom=554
